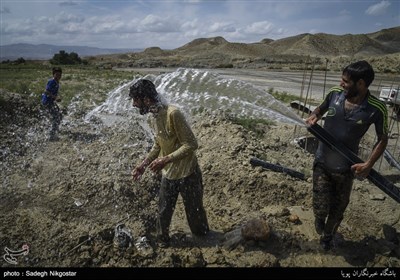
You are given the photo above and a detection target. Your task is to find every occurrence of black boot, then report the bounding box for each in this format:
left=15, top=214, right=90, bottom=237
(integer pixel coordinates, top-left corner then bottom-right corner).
left=314, top=218, right=325, bottom=235
left=320, top=234, right=332, bottom=251
left=156, top=235, right=170, bottom=248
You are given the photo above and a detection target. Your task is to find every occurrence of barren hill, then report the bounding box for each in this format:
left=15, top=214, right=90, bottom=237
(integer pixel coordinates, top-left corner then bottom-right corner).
left=368, top=26, right=400, bottom=50
left=177, top=36, right=229, bottom=52
left=267, top=33, right=394, bottom=56
left=88, top=27, right=400, bottom=73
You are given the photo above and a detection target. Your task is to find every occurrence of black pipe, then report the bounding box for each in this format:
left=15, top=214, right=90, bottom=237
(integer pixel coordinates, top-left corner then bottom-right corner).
left=250, top=157, right=306, bottom=180
left=307, top=123, right=400, bottom=203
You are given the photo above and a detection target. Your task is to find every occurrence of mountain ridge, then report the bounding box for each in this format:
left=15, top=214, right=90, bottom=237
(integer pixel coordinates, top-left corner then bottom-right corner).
left=86, top=26, right=399, bottom=72
left=0, top=43, right=138, bottom=60
left=2, top=27, right=399, bottom=73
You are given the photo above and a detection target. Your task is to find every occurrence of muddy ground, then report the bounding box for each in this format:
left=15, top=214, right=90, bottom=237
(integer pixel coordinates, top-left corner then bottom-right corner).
left=1, top=88, right=400, bottom=271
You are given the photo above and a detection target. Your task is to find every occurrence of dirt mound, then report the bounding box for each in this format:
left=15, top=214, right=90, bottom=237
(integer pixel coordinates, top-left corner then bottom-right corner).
left=177, top=36, right=229, bottom=52
left=1, top=91, right=400, bottom=268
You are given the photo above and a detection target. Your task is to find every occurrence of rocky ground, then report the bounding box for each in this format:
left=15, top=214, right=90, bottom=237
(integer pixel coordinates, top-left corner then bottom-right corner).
left=1, top=87, right=400, bottom=270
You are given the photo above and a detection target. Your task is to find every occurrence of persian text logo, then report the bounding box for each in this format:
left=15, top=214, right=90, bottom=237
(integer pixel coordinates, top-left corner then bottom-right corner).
left=3, top=244, right=29, bottom=265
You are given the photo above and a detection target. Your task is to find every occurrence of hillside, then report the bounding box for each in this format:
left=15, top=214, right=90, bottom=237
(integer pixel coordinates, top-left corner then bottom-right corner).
left=267, top=33, right=393, bottom=56
left=88, top=26, right=400, bottom=73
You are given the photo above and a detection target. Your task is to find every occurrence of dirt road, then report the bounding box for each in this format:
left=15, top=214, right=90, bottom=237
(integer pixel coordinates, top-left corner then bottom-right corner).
left=121, top=67, right=400, bottom=102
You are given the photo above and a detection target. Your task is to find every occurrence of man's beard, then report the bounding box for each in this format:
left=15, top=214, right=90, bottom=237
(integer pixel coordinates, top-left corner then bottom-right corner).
left=137, top=102, right=161, bottom=115
left=344, top=87, right=358, bottom=99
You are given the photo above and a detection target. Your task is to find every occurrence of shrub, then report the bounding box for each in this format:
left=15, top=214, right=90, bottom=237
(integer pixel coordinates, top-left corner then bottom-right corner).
left=50, top=50, right=83, bottom=65
left=231, top=117, right=274, bottom=138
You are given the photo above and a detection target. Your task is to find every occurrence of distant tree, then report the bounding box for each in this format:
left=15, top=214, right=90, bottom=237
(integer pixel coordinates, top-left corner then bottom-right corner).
left=69, top=52, right=81, bottom=63
left=1, top=58, right=25, bottom=64
left=50, top=50, right=83, bottom=65
left=14, top=57, right=26, bottom=64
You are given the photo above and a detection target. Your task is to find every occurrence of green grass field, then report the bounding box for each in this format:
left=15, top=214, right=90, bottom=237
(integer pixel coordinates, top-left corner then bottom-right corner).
left=0, top=62, right=136, bottom=107
left=0, top=62, right=307, bottom=137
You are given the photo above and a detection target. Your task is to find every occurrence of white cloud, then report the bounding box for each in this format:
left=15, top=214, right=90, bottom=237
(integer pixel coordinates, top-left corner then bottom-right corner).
left=183, top=29, right=202, bottom=39
left=181, top=19, right=199, bottom=31
left=275, top=28, right=286, bottom=36
left=1, top=0, right=398, bottom=49
left=208, top=21, right=236, bottom=33
left=55, top=12, right=84, bottom=24
left=244, top=21, right=274, bottom=35
left=37, top=16, right=50, bottom=24
left=1, top=22, right=30, bottom=36
left=92, top=18, right=126, bottom=34
left=365, top=0, right=391, bottom=16
left=139, top=14, right=181, bottom=33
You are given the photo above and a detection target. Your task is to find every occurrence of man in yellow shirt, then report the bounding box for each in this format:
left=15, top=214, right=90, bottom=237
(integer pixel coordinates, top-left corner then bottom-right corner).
left=130, top=79, right=209, bottom=247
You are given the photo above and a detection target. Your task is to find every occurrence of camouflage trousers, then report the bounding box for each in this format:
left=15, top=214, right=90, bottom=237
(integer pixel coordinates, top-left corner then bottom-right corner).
left=156, top=165, right=209, bottom=239
left=312, top=163, right=354, bottom=236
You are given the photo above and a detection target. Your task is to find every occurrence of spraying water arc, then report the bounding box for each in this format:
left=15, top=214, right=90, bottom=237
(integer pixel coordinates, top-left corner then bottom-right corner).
left=85, top=68, right=305, bottom=128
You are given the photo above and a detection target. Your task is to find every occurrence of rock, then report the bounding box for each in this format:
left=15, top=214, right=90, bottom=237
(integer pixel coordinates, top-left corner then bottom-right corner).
left=182, top=248, right=206, bottom=267
left=369, top=194, right=386, bottom=201
left=276, top=207, right=291, bottom=217
left=382, top=224, right=399, bottom=244
left=241, top=218, right=271, bottom=241
left=222, top=228, right=243, bottom=250
left=288, top=214, right=300, bottom=224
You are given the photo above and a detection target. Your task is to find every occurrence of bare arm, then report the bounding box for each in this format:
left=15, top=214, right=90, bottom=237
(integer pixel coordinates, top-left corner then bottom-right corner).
left=305, top=107, right=325, bottom=126
left=132, top=158, right=151, bottom=181
left=132, top=136, right=163, bottom=181
left=351, top=134, right=388, bottom=178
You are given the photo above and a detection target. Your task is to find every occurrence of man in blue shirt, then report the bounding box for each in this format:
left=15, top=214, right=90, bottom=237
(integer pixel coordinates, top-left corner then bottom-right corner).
left=306, top=61, right=388, bottom=250
left=42, top=67, right=62, bottom=141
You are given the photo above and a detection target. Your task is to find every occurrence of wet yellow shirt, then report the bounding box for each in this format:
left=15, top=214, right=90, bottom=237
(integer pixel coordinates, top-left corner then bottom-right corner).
left=147, top=105, right=199, bottom=180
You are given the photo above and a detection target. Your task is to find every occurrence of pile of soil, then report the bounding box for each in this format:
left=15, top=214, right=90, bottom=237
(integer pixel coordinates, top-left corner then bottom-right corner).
left=1, top=90, right=399, bottom=268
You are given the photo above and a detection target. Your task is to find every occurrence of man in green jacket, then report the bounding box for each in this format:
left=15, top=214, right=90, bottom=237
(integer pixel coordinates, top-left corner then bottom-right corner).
left=130, top=79, right=209, bottom=247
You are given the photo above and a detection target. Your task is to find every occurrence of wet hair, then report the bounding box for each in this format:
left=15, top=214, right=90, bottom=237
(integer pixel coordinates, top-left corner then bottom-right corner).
left=52, top=67, right=62, bottom=75
left=342, top=60, right=374, bottom=87
left=129, top=79, right=159, bottom=101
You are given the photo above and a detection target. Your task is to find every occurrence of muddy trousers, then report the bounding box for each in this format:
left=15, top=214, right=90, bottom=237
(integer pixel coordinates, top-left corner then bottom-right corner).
left=312, top=163, right=353, bottom=237
left=46, top=103, right=62, bottom=138
left=156, top=166, right=209, bottom=239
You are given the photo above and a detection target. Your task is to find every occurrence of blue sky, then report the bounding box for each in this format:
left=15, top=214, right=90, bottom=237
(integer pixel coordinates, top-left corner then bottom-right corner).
left=1, top=0, right=399, bottom=49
